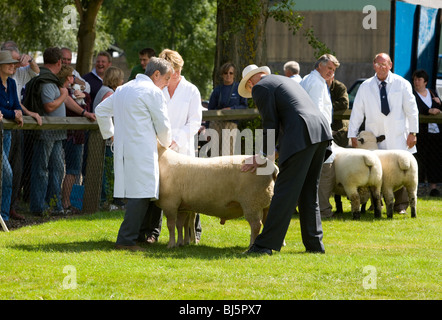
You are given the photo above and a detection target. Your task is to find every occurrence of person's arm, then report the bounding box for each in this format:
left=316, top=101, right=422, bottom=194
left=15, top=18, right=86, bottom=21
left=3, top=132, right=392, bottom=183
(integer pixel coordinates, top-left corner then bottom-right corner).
left=43, top=87, right=69, bottom=113
left=64, top=95, right=96, bottom=121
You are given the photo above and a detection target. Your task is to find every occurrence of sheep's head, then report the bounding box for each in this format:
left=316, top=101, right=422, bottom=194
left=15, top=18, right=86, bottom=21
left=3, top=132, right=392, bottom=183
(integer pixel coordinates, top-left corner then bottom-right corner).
left=356, top=131, right=385, bottom=150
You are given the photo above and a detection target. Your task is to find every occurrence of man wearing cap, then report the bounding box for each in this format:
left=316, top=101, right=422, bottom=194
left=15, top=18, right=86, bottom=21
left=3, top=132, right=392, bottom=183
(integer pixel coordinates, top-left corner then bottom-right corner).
left=239, top=64, right=333, bottom=255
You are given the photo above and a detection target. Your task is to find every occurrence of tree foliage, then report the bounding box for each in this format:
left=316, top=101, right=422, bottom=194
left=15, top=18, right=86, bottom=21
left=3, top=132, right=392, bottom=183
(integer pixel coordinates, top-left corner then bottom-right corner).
left=102, top=0, right=217, bottom=98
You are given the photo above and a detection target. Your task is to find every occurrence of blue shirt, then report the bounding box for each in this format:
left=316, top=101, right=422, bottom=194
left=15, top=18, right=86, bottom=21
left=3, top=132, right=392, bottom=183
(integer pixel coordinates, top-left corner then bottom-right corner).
left=0, top=77, right=22, bottom=120
left=208, top=82, right=247, bottom=110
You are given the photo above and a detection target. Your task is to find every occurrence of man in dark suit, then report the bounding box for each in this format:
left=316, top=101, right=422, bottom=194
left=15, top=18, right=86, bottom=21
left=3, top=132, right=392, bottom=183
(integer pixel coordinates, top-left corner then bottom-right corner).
left=239, top=65, right=333, bottom=255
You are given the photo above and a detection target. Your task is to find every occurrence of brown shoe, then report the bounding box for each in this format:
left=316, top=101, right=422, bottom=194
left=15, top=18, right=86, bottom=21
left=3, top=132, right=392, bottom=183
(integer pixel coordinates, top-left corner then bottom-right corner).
left=10, top=209, right=25, bottom=220
left=115, top=244, right=145, bottom=252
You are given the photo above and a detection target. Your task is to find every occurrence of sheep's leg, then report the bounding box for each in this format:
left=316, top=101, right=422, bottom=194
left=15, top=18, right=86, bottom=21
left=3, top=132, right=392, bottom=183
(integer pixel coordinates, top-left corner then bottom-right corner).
left=187, top=212, right=196, bottom=244
left=176, top=211, right=187, bottom=247
left=165, top=211, right=177, bottom=248
left=346, top=189, right=361, bottom=220
left=383, top=189, right=395, bottom=219
left=407, top=187, right=417, bottom=218
left=244, top=210, right=263, bottom=248
left=370, top=186, right=382, bottom=218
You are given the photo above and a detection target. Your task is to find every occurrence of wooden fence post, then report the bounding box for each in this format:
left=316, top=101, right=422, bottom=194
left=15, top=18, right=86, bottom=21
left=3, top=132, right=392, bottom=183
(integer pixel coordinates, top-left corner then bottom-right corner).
left=82, top=129, right=106, bottom=214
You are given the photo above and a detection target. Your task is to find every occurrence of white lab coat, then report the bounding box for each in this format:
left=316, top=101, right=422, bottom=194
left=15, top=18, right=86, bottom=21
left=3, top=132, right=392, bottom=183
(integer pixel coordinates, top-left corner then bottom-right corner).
left=300, top=69, right=333, bottom=124
left=348, top=72, right=419, bottom=153
left=300, top=69, right=335, bottom=163
left=162, top=76, right=202, bottom=156
left=95, top=74, right=172, bottom=199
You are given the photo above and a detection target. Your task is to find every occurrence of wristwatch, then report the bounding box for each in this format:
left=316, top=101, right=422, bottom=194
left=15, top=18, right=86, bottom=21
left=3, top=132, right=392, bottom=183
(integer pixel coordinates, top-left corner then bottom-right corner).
left=410, top=132, right=417, bottom=136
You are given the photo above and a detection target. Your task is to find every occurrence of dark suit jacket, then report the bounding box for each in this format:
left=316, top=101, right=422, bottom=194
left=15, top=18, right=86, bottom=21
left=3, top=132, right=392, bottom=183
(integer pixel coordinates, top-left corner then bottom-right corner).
left=252, top=74, right=333, bottom=165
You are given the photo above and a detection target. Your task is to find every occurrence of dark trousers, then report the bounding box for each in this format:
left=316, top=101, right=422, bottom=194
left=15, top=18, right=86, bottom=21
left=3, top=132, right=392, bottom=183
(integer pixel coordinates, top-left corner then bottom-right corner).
left=254, top=141, right=328, bottom=252
left=116, top=198, right=159, bottom=246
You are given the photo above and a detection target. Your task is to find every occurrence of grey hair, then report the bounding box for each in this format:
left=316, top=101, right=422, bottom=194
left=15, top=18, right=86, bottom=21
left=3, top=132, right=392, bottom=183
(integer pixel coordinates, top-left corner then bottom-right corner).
left=144, top=57, right=173, bottom=77
left=284, top=61, right=300, bottom=74
left=314, top=53, right=340, bottom=69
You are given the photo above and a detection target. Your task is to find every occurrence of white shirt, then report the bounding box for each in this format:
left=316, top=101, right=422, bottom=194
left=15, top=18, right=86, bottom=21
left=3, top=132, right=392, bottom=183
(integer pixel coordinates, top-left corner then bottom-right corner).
left=300, top=69, right=333, bottom=125
left=162, top=76, right=202, bottom=157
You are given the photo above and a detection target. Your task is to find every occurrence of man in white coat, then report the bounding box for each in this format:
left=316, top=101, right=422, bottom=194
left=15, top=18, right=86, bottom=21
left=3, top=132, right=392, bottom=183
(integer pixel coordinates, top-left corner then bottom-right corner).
left=301, top=54, right=340, bottom=218
left=348, top=52, right=419, bottom=213
left=95, top=57, right=173, bottom=251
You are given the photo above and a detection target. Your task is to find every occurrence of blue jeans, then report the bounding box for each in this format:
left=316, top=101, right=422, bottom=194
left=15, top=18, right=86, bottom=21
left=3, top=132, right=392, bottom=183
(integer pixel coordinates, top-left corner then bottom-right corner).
left=30, top=139, right=65, bottom=213
left=1, top=130, right=13, bottom=221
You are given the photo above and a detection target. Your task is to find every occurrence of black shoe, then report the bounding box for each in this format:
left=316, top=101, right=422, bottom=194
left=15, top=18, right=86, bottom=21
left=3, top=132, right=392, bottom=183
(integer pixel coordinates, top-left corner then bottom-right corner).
left=245, top=243, right=272, bottom=255
left=305, top=249, right=325, bottom=254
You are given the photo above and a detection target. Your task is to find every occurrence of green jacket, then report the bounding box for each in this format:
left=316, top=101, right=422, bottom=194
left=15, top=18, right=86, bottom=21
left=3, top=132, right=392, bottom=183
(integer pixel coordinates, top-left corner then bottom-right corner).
left=23, top=67, right=62, bottom=116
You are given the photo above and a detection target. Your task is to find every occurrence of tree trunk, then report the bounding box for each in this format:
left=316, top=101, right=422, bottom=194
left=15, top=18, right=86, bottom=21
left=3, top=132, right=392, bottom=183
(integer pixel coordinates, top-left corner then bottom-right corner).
left=214, top=0, right=269, bottom=87
left=75, top=0, right=103, bottom=76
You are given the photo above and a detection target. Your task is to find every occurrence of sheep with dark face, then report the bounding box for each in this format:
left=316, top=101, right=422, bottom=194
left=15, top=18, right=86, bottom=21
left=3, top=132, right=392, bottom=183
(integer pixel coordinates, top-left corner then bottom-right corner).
left=356, top=131, right=418, bottom=218
left=155, top=144, right=278, bottom=248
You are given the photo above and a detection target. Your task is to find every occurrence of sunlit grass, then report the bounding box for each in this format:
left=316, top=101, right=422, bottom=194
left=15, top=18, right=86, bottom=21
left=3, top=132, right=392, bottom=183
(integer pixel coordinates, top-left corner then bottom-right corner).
left=0, top=197, right=440, bottom=300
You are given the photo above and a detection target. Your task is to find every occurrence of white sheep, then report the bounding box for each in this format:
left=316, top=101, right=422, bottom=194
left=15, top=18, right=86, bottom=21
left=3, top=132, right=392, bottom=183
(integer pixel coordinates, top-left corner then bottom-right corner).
left=332, top=143, right=383, bottom=219
left=155, top=145, right=278, bottom=248
left=356, top=131, right=418, bottom=218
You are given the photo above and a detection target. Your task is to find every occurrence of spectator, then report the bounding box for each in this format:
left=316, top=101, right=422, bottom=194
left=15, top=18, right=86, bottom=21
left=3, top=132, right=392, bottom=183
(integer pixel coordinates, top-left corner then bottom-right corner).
left=82, top=51, right=112, bottom=103
left=140, top=49, right=202, bottom=244
left=92, top=66, right=125, bottom=208
left=301, top=54, right=340, bottom=218
left=128, top=48, right=156, bottom=81
left=283, top=60, right=302, bottom=83
left=0, top=50, right=22, bottom=224
left=412, top=69, right=442, bottom=197
left=238, top=64, right=333, bottom=255
left=2, top=43, right=42, bottom=220
left=208, top=62, right=248, bottom=156
left=60, top=47, right=91, bottom=94
left=57, top=65, right=92, bottom=213
left=95, top=57, right=173, bottom=252
left=348, top=52, right=419, bottom=214
left=327, top=74, right=350, bottom=148
left=24, top=47, right=66, bottom=215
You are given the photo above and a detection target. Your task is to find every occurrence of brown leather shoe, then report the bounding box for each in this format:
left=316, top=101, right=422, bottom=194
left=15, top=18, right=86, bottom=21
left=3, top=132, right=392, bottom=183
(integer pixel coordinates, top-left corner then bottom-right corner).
left=115, top=244, right=145, bottom=252
left=10, top=209, right=25, bottom=220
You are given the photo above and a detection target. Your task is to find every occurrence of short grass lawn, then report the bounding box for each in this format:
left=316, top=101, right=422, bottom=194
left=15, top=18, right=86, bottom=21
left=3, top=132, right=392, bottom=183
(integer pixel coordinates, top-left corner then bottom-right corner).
left=0, top=197, right=440, bottom=300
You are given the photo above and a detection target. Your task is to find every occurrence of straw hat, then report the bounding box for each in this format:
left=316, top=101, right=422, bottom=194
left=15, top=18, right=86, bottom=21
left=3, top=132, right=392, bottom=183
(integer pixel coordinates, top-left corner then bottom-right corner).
left=238, top=64, right=271, bottom=98
left=0, top=51, right=19, bottom=64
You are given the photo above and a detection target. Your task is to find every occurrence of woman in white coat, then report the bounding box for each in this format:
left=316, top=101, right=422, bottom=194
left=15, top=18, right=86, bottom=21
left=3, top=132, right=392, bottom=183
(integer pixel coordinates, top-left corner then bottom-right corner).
left=95, top=57, right=173, bottom=251
left=142, top=49, right=203, bottom=244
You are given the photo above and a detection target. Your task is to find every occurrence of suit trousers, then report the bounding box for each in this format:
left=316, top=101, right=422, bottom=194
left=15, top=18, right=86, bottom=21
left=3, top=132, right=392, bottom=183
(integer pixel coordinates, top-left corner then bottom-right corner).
left=116, top=198, right=158, bottom=246
left=254, top=141, right=328, bottom=252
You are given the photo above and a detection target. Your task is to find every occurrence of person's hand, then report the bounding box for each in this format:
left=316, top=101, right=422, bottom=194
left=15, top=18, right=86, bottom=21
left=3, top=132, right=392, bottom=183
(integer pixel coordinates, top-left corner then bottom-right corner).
left=241, top=154, right=264, bottom=173
left=407, top=133, right=417, bottom=149
left=14, top=110, right=24, bottom=127
left=351, top=137, right=358, bottom=148
left=169, top=140, right=179, bottom=151
left=29, top=111, right=43, bottom=126
left=73, top=89, right=85, bottom=99
left=84, top=111, right=96, bottom=122
left=428, top=108, right=441, bottom=115
left=59, top=87, right=69, bottom=98
left=0, top=111, right=3, bottom=121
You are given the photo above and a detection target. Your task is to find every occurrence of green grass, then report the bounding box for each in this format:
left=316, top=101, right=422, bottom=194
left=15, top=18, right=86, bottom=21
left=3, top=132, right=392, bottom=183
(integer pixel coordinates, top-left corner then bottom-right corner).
left=0, top=197, right=440, bottom=300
